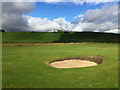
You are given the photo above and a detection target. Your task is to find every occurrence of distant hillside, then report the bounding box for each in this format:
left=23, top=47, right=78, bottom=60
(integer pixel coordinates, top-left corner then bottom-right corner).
left=2, top=32, right=62, bottom=43
left=2, top=32, right=119, bottom=43
left=58, top=32, right=119, bottom=43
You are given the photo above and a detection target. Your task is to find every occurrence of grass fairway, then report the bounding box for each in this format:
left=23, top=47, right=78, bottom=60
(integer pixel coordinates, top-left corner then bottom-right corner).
left=2, top=43, right=118, bottom=88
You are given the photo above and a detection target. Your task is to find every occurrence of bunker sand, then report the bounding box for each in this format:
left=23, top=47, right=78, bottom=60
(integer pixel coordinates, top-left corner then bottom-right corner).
left=50, top=60, right=97, bottom=68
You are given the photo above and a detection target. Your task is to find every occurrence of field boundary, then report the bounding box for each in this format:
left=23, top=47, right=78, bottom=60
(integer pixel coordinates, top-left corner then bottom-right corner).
left=2, top=42, right=89, bottom=46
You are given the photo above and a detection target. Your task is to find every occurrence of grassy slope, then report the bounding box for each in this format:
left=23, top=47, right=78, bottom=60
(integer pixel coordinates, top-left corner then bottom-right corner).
left=2, top=43, right=118, bottom=88
left=59, top=32, right=119, bottom=43
left=2, top=32, right=119, bottom=43
left=2, top=32, right=62, bottom=43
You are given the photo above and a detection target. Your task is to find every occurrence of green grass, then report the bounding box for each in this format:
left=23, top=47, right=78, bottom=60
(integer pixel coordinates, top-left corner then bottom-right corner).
left=2, top=32, right=62, bottom=43
left=59, top=32, right=119, bottom=43
left=2, top=43, right=118, bottom=88
left=2, top=32, right=119, bottom=43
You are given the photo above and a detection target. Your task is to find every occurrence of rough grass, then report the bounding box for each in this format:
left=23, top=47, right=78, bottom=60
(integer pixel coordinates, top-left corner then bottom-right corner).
left=2, top=32, right=62, bottom=43
left=2, top=32, right=119, bottom=43
left=2, top=43, right=118, bottom=88
left=59, top=32, right=119, bottom=43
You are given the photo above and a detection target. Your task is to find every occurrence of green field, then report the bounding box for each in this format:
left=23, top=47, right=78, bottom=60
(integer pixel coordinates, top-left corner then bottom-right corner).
left=2, top=32, right=119, bottom=43
left=2, top=43, right=118, bottom=88
left=2, top=32, right=62, bottom=43
left=59, top=32, right=119, bottom=43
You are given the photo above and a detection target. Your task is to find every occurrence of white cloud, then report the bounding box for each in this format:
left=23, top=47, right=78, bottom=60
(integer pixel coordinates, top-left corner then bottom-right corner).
left=27, top=16, right=69, bottom=32
left=26, top=16, right=83, bottom=32
left=105, top=29, right=119, bottom=33
left=72, top=4, right=118, bottom=33
left=74, top=14, right=84, bottom=18
left=82, top=4, right=118, bottom=24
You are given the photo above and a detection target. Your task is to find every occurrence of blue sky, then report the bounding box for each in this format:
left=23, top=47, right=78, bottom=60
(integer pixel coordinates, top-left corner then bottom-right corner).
left=29, top=2, right=106, bottom=22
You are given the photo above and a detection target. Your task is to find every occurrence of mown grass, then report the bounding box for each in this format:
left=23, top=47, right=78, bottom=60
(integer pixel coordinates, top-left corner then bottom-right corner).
left=2, top=43, right=118, bottom=88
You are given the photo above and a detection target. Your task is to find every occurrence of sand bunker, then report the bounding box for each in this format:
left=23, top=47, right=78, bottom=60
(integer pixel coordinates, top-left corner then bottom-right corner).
left=50, top=56, right=103, bottom=68
left=50, top=60, right=97, bottom=68
left=50, top=60, right=98, bottom=68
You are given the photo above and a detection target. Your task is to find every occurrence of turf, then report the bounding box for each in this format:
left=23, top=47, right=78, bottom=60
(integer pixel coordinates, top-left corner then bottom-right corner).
left=59, top=32, right=119, bottom=43
left=2, top=32, right=119, bottom=43
left=2, top=32, right=62, bottom=43
left=2, top=43, right=118, bottom=88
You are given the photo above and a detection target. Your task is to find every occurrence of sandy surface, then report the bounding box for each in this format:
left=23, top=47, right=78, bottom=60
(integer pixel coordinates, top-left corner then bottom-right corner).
left=50, top=60, right=97, bottom=68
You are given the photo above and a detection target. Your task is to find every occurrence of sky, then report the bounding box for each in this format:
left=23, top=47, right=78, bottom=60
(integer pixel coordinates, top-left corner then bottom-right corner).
left=1, top=0, right=120, bottom=33
left=29, top=2, right=105, bottom=22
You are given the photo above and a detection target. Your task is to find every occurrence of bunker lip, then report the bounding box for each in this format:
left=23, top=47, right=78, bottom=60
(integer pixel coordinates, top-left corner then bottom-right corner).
left=49, top=55, right=103, bottom=68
